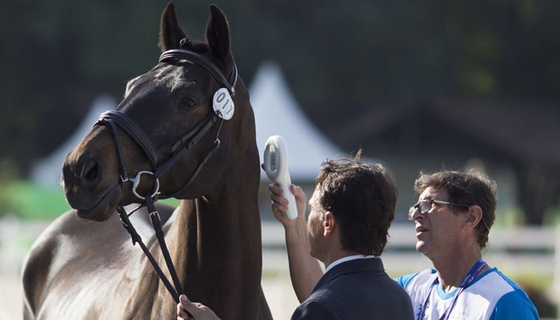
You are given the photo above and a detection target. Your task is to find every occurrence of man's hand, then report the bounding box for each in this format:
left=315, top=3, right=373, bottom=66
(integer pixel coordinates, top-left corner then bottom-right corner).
left=269, top=183, right=307, bottom=224
left=177, top=295, right=221, bottom=320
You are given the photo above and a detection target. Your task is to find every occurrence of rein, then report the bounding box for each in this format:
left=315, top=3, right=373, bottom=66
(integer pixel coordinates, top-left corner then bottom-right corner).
left=95, top=49, right=238, bottom=302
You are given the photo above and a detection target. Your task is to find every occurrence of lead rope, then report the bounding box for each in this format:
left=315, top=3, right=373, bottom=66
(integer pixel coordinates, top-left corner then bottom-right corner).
left=107, top=115, right=224, bottom=304
left=145, top=194, right=184, bottom=298
left=117, top=203, right=182, bottom=302
left=115, top=122, right=224, bottom=303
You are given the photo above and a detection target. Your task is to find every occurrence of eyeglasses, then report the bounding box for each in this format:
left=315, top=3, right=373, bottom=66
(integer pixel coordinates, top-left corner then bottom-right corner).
left=408, top=199, right=470, bottom=220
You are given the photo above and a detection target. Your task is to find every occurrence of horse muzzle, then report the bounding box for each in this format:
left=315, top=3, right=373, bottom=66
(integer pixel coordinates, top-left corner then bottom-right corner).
left=62, top=146, right=122, bottom=221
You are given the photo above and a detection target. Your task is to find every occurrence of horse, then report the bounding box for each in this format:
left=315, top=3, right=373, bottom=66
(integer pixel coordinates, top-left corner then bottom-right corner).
left=22, top=2, right=273, bottom=319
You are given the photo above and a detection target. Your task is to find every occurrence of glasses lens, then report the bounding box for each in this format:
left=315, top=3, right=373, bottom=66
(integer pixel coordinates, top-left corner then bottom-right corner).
left=408, top=200, right=436, bottom=219
left=418, top=200, right=432, bottom=214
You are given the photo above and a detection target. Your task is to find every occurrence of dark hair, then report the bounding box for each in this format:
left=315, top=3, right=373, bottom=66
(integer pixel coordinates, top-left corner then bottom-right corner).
left=315, top=151, right=398, bottom=256
left=414, top=170, right=497, bottom=249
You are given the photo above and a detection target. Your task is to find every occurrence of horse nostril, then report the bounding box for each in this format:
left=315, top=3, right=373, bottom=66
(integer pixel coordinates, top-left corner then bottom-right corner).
left=82, top=160, right=99, bottom=185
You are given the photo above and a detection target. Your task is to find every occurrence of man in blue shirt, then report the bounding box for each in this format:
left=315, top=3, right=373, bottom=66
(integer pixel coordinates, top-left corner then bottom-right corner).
left=398, top=170, right=538, bottom=320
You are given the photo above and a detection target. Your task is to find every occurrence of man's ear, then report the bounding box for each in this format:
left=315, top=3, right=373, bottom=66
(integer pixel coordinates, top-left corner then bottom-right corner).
left=463, top=205, right=483, bottom=229
left=323, top=212, right=336, bottom=236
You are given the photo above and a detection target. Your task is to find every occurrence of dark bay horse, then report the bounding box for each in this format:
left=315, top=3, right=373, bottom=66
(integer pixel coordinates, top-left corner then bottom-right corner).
left=22, top=3, right=273, bottom=319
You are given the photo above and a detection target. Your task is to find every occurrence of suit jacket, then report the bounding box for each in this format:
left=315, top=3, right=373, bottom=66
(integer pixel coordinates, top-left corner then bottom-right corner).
left=291, top=257, right=414, bottom=320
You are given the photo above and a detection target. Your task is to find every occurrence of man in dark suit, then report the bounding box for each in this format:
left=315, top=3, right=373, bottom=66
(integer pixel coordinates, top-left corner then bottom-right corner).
left=178, top=152, right=414, bottom=319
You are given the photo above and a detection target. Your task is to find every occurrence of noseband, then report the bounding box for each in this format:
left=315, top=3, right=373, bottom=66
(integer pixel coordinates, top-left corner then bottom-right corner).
left=98, top=108, right=220, bottom=199
left=94, top=49, right=238, bottom=303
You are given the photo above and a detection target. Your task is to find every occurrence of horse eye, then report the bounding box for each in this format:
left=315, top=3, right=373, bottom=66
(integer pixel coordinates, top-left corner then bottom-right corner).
left=181, top=97, right=198, bottom=110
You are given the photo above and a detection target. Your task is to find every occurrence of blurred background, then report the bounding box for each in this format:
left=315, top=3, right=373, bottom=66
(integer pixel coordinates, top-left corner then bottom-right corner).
left=0, top=0, right=559, bottom=319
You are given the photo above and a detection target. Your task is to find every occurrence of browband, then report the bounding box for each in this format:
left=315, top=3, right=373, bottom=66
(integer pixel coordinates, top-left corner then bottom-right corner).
left=158, top=49, right=238, bottom=96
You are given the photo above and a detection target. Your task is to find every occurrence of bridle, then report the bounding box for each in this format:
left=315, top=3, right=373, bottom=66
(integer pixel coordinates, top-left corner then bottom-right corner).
left=98, top=49, right=238, bottom=199
left=94, top=49, right=238, bottom=302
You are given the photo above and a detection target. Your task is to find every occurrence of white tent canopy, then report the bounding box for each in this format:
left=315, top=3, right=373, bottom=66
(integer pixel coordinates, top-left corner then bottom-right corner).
left=249, top=61, right=343, bottom=181
left=31, top=94, right=116, bottom=187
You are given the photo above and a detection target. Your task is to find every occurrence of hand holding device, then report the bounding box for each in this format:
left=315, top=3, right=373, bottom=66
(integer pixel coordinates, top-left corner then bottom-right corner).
left=263, top=135, right=297, bottom=219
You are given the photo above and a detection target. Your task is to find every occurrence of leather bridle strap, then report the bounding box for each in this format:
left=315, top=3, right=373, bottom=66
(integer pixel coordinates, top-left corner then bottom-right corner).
left=98, top=111, right=159, bottom=169
left=159, top=49, right=238, bottom=96
left=98, top=111, right=219, bottom=302
left=97, top=110, right=219, bottom=187
left=154, top=112, right=219, bottom=180
left=117, top=204, right=182, bottom=302
left=101, top=117, right=131, bottom=184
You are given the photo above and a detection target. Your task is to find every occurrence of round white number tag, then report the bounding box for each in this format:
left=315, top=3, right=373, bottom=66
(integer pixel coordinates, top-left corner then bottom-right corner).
left=213, top=88, right=235, bottom=120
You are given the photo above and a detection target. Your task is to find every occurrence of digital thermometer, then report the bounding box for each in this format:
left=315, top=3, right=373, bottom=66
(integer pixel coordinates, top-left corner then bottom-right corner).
left=263, top=135, right=297, bottom=219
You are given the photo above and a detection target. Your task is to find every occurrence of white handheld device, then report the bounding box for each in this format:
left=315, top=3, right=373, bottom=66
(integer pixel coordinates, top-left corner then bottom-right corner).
left=263, top=135, right=298, bottom=219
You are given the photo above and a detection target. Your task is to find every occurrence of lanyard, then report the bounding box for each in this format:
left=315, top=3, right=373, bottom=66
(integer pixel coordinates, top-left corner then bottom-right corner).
left=417, top=259, right=488, bottom=320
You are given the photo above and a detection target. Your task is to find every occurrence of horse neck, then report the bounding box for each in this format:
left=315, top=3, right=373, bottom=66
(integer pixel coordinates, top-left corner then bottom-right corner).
left=174, top=102, right=260, bottom=255
left=167, top=132, right=263, bottom=302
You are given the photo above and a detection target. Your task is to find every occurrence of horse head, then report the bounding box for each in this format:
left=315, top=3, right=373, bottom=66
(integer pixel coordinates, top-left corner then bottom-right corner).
left=62, top=3, right=255, bottom=222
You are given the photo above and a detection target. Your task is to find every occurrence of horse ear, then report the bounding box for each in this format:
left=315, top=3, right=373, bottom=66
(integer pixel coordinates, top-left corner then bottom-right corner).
left=158, top=2, right=188, bottom=52
left=206, top=5, right=233, bottom=67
